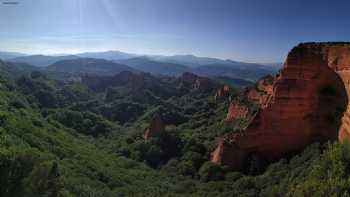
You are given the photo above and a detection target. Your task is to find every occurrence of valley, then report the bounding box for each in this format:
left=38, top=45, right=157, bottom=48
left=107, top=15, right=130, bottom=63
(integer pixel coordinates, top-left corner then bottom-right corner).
left=0, top=43, right=350, bottom=196
left=1, top=0, right=350, bottom=196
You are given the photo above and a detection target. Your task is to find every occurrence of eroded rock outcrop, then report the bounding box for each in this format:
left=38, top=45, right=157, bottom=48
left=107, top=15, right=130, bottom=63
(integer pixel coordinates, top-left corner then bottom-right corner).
left=144, top=114, right=165, bottom=140
left=212, top=42, right=350, bottom=169
left=225, top=75, right=276, bottom=122
left=215, top=85, right=230, bottom=101
left=225, top=101, right=249, bottom=122
left=246, top=75, right=275, bottom=108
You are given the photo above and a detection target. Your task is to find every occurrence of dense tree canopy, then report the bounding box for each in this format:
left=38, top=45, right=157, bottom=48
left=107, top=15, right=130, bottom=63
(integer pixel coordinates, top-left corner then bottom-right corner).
left=0, top=65, right=348, bottom=196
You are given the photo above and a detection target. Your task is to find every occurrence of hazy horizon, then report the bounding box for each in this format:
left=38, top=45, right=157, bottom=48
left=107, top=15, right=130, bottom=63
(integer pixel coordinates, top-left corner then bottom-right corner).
left=1, top=0, right=350, bottom=63
left=0, top=49, right=285, bottom=64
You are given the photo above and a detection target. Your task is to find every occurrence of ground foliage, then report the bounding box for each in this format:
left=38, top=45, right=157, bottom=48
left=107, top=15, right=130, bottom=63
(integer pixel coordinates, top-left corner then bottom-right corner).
left=0, top=61, right=349, bottom=196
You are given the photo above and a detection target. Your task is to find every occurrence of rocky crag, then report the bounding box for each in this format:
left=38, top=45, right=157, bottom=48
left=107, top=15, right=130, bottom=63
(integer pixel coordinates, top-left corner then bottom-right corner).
left=212, top=42, right=350, bottom=169
left=224, top=75, right=275, bottom=122
left=215, top=85, right=230, bottom=101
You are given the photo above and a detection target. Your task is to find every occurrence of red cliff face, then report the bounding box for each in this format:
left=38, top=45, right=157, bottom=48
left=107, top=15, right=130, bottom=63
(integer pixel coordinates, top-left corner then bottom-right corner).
left=225, top=75, right=276, bottom=122
left=144, top=114, right=165, bottom=140
left=225, top=101, right=249, bottom=122
left=212, top=42, right=350, bottom=169
left=246, top=75, right=275, bottom=107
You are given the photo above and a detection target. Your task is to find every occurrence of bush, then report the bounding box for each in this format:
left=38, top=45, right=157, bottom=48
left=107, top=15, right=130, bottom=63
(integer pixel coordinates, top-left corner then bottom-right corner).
left=0, top=149, right=63, bottom=197
left=35, top=90, right=58, bottom=108
left=24, top=161, right=63, bottom=197
left=48, top=110, right=113, bottom=136
left=288, top=142, right=350, bottom=196
left=199, top=162, right=225, bottom=182
left=30, top=71, right=42, bottom=79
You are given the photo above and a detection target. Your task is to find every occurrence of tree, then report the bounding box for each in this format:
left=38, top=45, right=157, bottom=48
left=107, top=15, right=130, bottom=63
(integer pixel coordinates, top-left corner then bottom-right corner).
left=25, top=161, right=63, bottom=197
left=199, top=162, right=225, bottom=182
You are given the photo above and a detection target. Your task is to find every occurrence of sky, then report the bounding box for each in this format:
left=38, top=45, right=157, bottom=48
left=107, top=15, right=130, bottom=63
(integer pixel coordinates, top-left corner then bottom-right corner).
left=0, top=0, right=350, bottom=63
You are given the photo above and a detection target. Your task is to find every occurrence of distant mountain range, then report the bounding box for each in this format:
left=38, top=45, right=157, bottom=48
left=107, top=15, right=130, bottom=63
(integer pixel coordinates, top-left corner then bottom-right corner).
left=0, top=50, right=281, bottom=82
left=192, top=62, right=272, bottom=81
left=9, top=55, right=80, bottom=67
left=150, top=54, right=231, bottom=68
left=5, top=51, right=136, bottom=67
left=115, top=57, right=189, bottom=76
left=76, top=50, right=137, bottom=60
left=47, top=58, right=137, bottom=76
left=0, top=51, right=27, bottom=60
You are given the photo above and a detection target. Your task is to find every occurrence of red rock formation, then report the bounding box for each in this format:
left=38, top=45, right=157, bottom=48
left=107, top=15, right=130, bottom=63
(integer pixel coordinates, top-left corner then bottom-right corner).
left=215, top=85, right=231, bottom=101
left=246, top=75, right=275, bottom=108
left=144, top=114, right=165, bottom=140
left=225, top=75, right=276, bottom=122
left=212, top=42, right=350, bottom=169
left=225, top=101, right=249, bottom=122
left=223, top=85, right=230, bottom=92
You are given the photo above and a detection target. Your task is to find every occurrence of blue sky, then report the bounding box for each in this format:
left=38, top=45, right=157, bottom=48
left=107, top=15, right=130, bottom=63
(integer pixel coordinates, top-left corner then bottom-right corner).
left=0, top=0, right=349, bottom=63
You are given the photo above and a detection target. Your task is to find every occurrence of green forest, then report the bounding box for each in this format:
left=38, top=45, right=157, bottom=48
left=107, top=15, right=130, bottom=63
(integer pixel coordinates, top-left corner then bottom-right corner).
left=0, top=59, right=350, bottom=197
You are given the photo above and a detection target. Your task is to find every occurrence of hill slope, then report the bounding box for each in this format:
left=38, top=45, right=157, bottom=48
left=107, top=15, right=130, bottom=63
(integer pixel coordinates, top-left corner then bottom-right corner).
left=151, top=54, right=226, bottom=67
left=116, top=57, right=190, bottom=76
left=8, top=55, right=80, bottom=67
left=76, top=50, right=137, bottom=60
left=193, top=62, right=273, bottom=81
left=0, top=51, right=27, bottom=60
left=47, top=58, right=138, bottom=76
left=0, top=59, right=349, bottom=196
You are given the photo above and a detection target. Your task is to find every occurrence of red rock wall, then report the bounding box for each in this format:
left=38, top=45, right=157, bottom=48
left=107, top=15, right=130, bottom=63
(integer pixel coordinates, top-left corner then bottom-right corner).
left=225, top=75, right=275, bottom=122
left=246, top=75, right=275, bottom=108
left=324, top=45, right=350, bottom=142
left=212, top=43, right=350, bottom=169
left=225, top=101, right=249, bottom=122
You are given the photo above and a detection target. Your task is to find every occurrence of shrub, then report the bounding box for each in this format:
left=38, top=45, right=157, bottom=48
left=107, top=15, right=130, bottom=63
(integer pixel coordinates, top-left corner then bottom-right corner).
left=199, top=162, right=225, bottom=182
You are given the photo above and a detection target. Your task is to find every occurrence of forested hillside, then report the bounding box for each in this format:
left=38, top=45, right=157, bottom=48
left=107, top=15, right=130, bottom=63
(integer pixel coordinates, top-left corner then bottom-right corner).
left=0, top=59, right=349, bottom=197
